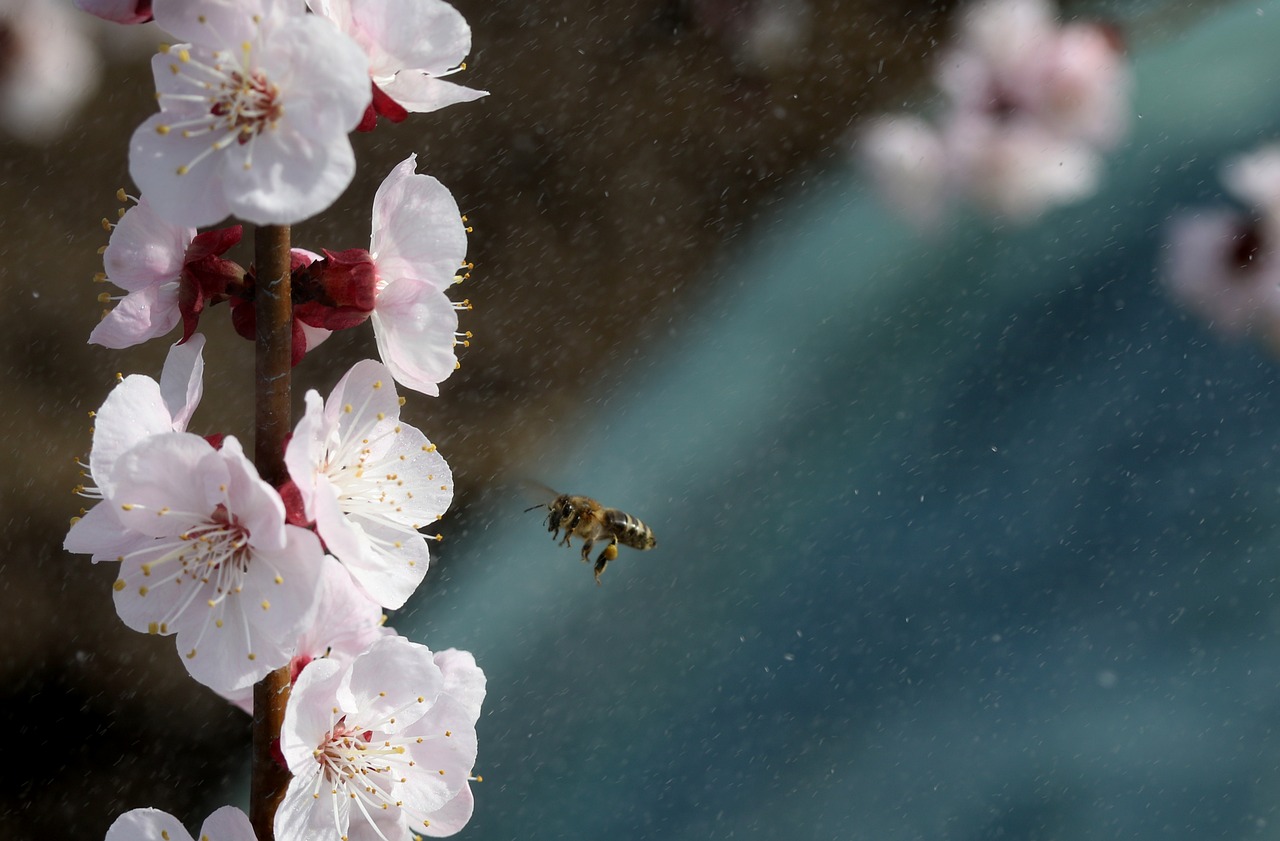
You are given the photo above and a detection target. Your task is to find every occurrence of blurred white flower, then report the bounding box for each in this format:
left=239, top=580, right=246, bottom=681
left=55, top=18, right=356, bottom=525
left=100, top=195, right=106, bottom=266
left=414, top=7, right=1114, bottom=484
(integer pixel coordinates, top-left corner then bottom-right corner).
left=1163, top=145, right=1280, bottom=344
left=0, top=0, right=97, bottom=143
left=1163, top=211, right=1280, bottom=338
left=859, top=0, right=1130, bottom=226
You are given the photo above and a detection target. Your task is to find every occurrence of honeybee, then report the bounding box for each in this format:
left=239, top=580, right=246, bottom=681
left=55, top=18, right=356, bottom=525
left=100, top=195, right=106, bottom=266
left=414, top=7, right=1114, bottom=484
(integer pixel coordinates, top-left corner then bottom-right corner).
left=525, top=490, right=656, bottom=584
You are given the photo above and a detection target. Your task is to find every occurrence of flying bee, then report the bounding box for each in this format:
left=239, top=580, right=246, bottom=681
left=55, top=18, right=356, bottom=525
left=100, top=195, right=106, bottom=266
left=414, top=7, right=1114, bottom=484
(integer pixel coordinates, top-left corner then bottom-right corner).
left=525, top=490, right=656, bottom=584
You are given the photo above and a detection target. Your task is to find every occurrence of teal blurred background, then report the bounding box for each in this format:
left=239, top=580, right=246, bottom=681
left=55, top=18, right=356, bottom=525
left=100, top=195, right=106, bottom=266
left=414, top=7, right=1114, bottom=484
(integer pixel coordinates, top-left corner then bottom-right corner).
left=400, top=3, right=1280, bottom=838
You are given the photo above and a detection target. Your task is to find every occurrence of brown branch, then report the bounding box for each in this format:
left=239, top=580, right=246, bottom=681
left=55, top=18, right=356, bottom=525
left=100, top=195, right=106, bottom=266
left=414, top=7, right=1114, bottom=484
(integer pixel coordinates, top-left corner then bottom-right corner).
left=249, top=223, right=293, bottom=841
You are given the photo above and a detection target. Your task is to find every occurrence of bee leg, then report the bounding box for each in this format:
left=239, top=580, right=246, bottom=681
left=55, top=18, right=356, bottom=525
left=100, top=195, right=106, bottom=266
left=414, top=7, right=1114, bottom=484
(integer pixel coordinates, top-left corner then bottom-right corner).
left=593, top=540, right=619, bottom=585
left=580, top=538, right=594, bottom=563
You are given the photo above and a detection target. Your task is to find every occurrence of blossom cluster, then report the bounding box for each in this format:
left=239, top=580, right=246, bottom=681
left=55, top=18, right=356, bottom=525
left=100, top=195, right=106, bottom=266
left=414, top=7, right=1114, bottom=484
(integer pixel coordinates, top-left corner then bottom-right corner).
left=858, top=0, right=1131, bottom=227
left=92, top=154, right=472, bottom=396
left=1161, top=144, right=1280, bottom=346
left=64, top=0, right=487, bottom=839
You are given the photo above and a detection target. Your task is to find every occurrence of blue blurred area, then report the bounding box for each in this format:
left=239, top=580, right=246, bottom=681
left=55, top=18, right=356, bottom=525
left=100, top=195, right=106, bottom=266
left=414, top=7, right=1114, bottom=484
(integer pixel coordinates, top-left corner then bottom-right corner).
left=402, top=4, right=1280, bottom=838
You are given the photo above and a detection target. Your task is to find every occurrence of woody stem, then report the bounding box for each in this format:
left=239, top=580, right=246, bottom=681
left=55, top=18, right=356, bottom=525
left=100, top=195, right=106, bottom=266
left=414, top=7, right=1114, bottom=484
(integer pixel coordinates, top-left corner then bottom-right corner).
left=249, top=223, right=293, bottom=841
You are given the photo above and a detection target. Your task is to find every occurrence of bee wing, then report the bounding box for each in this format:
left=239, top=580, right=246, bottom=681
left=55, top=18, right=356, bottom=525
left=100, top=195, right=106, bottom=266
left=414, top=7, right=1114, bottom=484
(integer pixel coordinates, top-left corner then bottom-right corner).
left=515, top=478, right=561, bottom=511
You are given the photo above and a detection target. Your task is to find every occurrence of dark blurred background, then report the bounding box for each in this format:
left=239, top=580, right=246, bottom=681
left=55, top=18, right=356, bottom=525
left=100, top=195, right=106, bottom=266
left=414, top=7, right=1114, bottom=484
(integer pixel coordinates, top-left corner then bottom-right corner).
left=0, top=0, right=1267, bottom=839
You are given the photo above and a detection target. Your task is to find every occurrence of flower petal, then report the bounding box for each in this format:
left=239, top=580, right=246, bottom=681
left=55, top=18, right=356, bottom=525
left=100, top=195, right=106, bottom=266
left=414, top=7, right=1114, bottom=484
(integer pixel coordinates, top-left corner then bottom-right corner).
left=89, top=285, right=182, bottom=350
left=340, top=635, right=443, bottom=733
left=103, top=198, right=194, bottom=292
left=370, top=155, right=467, bottom=286
left=380, top=72, right=486, bottom=114
left=159, top=333, right=206, bottom=430
left=371, top=279, right=459, bottom=397
left=105, top=808, right=195, bottom=841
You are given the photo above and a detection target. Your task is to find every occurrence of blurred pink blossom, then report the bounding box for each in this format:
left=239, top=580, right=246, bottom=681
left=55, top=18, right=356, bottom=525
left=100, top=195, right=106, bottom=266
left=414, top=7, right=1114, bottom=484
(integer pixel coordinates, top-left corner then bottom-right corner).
left=859, top=0, right=1131, bottom=227
left=1162, top=144, right=1280, bottom=345
left=0, top=0, right=97, bottom=143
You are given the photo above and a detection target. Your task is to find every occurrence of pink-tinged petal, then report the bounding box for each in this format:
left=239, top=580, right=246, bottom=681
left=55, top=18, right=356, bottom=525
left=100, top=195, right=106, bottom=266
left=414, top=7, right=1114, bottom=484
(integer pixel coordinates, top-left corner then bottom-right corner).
left=950, top=0, right=1055, bottom=84
left=103, top=198, right=193, bottom=291
left=281, top=656, right=346, bottom=766
left=435, top=648, right=486, bottom=724
left=1162, top=211, right=1280, bottom=338
left=284, top=390, right=327, bottom=518
left=64, top=503, right=153, bottom=563
left=371, top=155, right=467, bottom=285
left=239, top=526, right=325, bottom=641
left=356, top=809, right=410, bottom=841
left=335, top=514, right=433, bottom=609
left=858, top=115, right=950, bottom=231
left=105, top=808, right=194, bottom=841
left=1223, top=145, right=1280, bottom=218
left=153, top=0, right=299, bottom=46
left=306, top=0, right=353, bottom=27
left=353, top=0, right=471, bottom=76
left=0, top=0, right=97, bottom=144
left=130, top=113, right=234, bottom=229
left=1041, top=23, right=1129, bottom=148
left=199, top=806, right=258, bottom=841
left=376, top=424, right=452, bottom=529
left=172, top=525, right=323, bottom=693
left=91, top=376, right=186, bottom=496
left=379, top=73, right=486, bottom=115
left=220, top=123, right=356, bottom=226
left=75, top=0, right=153, bottom=25
left=401, top=695, right=478, bottom=808
left=158, top=333, right=205, bottom=430
left=110, top=432, right=221, bottom=538
left=277, top=767, right=350, bottom=841
left=113, top=539, right=207, bottom=634
left=371, top=280, right=459, bottom=397
left=295, top=555, right=390, bottom=661
left=328, top=359, right=405, bottom=449
left=299, top=322, right=333, bottom=354
left=175, top=585, right=290, bottom=693
left=340, top=636, right=443, bottom=733
left=84, top=334, right=204, bottom=492
left=219, top=437, right=288, bottom=552
left=313, top=475, right=365, bottom=559
left=420, top=783, right=474, bottom=837
left=89, top=285, right=181, bottom=350
left=943, top=111, right=1099, bottom=221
